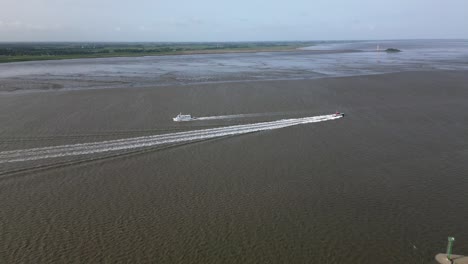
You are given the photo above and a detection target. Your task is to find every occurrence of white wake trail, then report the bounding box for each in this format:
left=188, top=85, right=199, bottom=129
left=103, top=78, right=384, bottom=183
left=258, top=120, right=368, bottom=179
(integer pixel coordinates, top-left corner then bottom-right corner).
left=194, top=113, right=267, bottom=121
left=0, top=114, right=341, bottom=164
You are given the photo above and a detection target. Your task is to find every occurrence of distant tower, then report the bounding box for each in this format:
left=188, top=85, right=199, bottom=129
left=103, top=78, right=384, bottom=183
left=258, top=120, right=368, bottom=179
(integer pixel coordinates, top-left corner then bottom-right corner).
left=376, top=45, right=380, bottom=51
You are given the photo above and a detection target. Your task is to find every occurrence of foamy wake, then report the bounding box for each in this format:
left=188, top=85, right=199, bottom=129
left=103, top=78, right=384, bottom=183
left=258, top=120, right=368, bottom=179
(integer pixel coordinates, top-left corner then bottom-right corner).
left=194, top=113, right=267, bottom=121
left=0, top=114, right=341, bottom=164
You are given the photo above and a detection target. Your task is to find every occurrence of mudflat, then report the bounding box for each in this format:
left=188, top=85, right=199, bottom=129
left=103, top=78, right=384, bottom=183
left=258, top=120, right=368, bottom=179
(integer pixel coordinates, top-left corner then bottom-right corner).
left=1, top=70, right=468, bottom=263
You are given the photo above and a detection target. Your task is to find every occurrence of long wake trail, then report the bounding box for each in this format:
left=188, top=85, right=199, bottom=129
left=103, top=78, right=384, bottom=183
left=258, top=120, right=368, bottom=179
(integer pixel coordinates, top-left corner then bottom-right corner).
left=194, top=113, right=267, bottom=121
left=0, top=114, right=341, bottom=164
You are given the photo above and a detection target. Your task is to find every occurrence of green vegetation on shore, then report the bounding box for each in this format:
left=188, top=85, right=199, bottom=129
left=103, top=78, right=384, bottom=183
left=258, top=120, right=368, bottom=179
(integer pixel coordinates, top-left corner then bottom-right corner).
left=385, top=48, right=401, bottom=52
left=0, top=42, right=315, bottom=63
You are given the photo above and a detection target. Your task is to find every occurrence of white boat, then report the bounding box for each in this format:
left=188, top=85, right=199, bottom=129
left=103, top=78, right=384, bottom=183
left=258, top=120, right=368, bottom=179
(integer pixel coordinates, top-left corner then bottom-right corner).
left=173, top=113, right=194, bottom=122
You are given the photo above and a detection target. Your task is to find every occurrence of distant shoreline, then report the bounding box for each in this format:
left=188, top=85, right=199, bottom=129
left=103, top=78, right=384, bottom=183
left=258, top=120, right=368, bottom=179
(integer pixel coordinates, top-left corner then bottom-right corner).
left=0, top=48, right=364, bottom=65
left=0, top=48, right=302, bottom=64
left=0, top=43, right=315, bottom=64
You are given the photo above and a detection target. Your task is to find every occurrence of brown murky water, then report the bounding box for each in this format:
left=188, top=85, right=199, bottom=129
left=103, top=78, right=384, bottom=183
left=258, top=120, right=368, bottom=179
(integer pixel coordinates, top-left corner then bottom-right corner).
left=1, top=69, right=468, bottom=263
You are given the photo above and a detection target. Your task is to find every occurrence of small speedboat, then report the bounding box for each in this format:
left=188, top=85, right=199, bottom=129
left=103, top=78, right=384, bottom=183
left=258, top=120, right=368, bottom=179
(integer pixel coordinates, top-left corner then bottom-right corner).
left=334, top=112, right=345, bottom=117
left=173, top=113, right=194, bottom=122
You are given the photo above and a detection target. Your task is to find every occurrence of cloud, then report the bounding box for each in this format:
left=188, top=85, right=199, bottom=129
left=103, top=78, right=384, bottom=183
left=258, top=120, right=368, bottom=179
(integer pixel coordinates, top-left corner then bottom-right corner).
left=26, top=24, right=47, bottom=30
left=170, top=17, right=205, bottom=28
left=5, top=21, right=23, bottom=28
left=189, top=18, right=204, bottom=25
left=138, top=25, right=152, bottom=31
left=0, top=20, right=49, bottom=31
left=114, top=27, right=121, bottom=32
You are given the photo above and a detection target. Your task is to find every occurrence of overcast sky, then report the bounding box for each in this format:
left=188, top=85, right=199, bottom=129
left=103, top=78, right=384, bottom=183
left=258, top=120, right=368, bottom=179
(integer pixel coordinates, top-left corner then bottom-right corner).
left=1, top=0, right=467, bottom=42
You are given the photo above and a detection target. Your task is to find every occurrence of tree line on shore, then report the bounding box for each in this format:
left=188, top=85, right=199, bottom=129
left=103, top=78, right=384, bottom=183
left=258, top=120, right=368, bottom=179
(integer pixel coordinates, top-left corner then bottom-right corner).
left=0, top=42, right=303, bottom=57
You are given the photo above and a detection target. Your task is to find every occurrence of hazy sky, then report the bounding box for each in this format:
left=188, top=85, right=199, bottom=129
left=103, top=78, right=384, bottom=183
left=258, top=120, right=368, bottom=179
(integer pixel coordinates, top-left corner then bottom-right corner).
left=1, top=0, right=467, bottom=41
